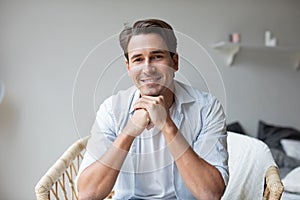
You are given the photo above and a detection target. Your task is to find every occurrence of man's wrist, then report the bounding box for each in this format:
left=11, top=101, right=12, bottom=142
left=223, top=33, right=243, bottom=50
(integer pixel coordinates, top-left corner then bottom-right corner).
left=114, top=132, right=135, bottom=151
left=161, top=118, right=178, bottom=140
left=122, top=119, right=145, bottom=137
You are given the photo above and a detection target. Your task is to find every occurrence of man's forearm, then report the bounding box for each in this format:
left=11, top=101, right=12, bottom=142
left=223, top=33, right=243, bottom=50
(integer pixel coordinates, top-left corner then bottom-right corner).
left=162, top=119, right=225, bottom=200
left=77, top=109, right=149, bottom=199
left=77, top=133, right=135, bottom=200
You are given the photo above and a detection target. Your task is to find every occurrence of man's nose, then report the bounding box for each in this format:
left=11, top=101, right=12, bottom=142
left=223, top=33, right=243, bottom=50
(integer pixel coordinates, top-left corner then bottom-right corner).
left=142, top=58, right=155, bottom=74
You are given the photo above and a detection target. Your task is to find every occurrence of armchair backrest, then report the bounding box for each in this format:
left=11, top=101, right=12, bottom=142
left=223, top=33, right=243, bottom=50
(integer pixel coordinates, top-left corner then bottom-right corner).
left=222, top=132, right=283, bottom=200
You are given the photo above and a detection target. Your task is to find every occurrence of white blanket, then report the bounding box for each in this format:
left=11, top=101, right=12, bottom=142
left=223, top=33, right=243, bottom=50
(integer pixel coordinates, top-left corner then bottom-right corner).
left=222, top=132, right=276, bottom=200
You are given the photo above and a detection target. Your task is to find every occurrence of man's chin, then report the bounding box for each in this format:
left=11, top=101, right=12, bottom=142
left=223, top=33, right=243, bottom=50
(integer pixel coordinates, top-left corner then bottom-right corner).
left=139, top=84, right=169, bottom=96
left=141, top=91, right=160, bottom=97
left=140, top=88, right=161, bottom=97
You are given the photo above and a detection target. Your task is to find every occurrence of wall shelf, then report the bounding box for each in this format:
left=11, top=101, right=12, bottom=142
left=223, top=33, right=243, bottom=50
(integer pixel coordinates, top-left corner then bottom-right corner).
left=212, top=41, right=300, bottom=70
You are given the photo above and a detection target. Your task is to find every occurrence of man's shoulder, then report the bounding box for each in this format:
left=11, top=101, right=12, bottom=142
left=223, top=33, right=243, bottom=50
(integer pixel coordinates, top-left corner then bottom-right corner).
left=112, top=85, right=137, bottom=99
left=101, top=85, right=137, bottom=109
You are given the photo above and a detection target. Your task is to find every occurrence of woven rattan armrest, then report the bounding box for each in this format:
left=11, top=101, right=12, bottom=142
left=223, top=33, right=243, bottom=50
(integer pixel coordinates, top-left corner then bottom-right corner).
left=263, top=166, right=284, bottom=200
left=35, top=136, right=90, bottom=200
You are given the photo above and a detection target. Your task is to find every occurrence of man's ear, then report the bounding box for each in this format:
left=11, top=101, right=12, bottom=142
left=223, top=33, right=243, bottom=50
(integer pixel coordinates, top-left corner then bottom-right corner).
left=172, top=53, right=179, bottom=71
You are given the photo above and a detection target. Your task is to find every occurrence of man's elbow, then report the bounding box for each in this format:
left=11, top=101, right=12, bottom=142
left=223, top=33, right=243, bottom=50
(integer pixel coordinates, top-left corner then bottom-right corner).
left=77, top=176, right=110, bottom=200
left=209, top=185, right=225, bottom=200
left=78, top=190, right=96, bottom=200
left=210, top=189, right=225, bottom=200
left=78, top=188, right=110, bottom=200
left=194, top=186, right=225, bottom=200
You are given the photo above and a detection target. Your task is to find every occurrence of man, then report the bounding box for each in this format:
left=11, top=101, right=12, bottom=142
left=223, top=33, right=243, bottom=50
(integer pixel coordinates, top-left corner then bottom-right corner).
left=77, top=19, right=228, bottom=200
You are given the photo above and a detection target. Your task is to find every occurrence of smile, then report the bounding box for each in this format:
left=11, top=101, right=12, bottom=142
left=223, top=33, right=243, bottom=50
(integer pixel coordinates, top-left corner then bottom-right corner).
left=140, top=77, right=161, bottom=83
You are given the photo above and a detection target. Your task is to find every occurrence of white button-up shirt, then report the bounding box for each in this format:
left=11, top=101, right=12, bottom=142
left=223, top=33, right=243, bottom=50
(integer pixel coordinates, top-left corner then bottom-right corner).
left=78, top=81, right=229, bottom=199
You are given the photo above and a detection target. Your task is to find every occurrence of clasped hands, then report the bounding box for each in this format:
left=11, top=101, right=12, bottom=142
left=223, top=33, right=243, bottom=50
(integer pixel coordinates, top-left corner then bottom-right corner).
left=126, top=95, right=170, bottom=137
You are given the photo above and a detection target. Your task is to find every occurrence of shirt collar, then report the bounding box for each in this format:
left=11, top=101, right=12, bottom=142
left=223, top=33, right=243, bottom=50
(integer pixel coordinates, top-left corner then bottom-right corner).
left=129, top=88, right=141, bottom=114
left=173, top=80, right=196, bottom=106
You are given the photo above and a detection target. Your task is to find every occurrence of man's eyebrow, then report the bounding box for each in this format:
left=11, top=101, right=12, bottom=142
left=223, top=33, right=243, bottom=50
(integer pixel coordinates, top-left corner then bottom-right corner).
left=129, top=50, right=167, bottom=60
left=151, top=50, right=167, bottom=54
left=130, top=54, right=142, bottom=60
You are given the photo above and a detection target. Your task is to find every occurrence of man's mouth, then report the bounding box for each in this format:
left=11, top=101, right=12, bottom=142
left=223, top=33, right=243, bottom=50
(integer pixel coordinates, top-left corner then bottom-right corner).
left=140, top=77, right=161, bottom=84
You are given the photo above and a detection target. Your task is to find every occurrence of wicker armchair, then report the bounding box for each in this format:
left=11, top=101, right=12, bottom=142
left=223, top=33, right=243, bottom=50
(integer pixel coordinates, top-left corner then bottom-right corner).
left=223, top=132, right=284, bottom=200
left=35, top=136, right=113, bottom=200
left=35, top=134, right=283, bottom=200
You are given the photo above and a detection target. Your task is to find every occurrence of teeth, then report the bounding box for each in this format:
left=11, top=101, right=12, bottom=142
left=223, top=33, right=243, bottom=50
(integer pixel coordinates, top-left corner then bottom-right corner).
left=141, top=77, right=159, bottom=82
left=143, top=79, right=156, bottom=82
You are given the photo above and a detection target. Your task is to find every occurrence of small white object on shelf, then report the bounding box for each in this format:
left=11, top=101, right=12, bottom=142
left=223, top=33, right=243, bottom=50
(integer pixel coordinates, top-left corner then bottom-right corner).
left=265, top=31, right=277, bottom=47
left=212, top=41, right=300, bottom=70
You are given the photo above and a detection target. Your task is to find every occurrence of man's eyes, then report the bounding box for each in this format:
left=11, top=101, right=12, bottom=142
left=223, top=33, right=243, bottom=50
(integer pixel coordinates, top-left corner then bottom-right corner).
left=132, top=55, right=165, bottom=63
left=132, top=58, right=143, bottom=63
left=153, top=55, right=164, bottom=60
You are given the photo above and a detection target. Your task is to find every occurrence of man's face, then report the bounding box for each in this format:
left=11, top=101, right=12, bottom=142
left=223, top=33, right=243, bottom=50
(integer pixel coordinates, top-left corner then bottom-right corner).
left=126, top=33, right=178, bottom=97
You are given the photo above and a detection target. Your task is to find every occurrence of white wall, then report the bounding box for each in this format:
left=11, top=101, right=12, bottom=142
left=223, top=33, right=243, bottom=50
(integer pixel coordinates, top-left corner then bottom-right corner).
left=0, top=0, right=299, bottom=199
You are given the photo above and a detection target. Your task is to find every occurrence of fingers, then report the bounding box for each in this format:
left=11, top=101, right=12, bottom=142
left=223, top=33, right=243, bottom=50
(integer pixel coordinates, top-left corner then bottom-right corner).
left=133, top=95, right=165, bottom=111
left=133, top=95, right=169, bottom=131
left=146, top=121, right=154, bottom=130
left=124, top=109, right=150, bottom=137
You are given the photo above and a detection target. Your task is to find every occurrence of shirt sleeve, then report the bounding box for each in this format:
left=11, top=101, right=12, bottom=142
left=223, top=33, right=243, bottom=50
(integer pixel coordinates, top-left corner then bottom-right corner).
left=77, top=98, right=117, bottom=180
left=193, top=96, right=229, bottom=185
